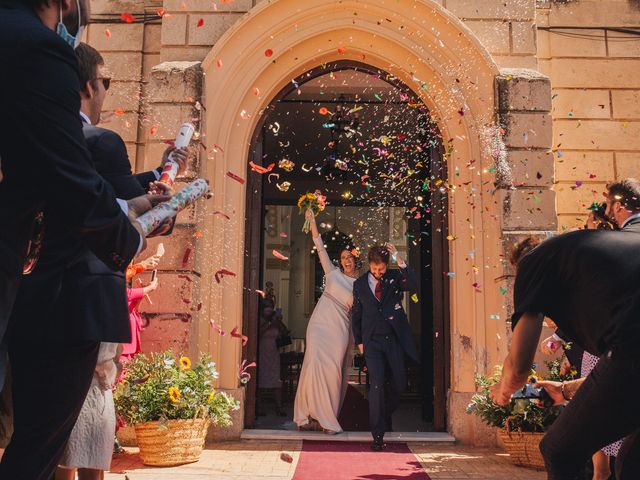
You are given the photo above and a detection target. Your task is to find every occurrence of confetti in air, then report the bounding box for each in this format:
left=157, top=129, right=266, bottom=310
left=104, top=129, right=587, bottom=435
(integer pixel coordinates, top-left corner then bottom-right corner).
left=120, top=12, right=135, bottom=23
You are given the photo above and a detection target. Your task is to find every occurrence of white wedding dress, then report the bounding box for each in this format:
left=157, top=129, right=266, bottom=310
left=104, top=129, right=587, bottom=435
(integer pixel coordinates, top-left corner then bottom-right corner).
left=293, top=235, right=355, bottom=433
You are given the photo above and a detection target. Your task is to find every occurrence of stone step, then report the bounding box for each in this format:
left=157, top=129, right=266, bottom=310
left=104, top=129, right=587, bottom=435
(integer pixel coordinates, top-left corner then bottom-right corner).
left=241, top=429, right=455, bottom=443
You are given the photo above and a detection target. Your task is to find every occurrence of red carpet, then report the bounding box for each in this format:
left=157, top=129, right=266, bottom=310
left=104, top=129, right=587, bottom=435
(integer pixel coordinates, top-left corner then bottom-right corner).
left=292, top=440, right=430, bottom=480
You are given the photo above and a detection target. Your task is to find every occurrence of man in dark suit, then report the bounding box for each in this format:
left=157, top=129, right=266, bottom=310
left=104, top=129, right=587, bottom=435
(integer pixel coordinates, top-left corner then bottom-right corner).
left=352, top=244, right=418, bottom=451
left=75, top=43, right=188, bottom=200
left=0, top=2, right=165, bottom=478
left=0, top=0, right=158, bottom=325
left=2, top=41, right=183, bottom=477
left=491, top=180, right=640, bottom=479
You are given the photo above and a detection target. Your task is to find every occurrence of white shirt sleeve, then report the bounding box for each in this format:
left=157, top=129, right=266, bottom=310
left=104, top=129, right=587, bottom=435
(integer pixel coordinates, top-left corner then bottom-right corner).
left=116, top=198, right=128, bottom=216
left=368, top=272, right=378, bottom=296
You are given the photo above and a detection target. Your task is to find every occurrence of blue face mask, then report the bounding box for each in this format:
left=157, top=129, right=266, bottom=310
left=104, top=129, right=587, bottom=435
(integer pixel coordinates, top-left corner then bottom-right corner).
left=56, top=0, right=84, bottom=49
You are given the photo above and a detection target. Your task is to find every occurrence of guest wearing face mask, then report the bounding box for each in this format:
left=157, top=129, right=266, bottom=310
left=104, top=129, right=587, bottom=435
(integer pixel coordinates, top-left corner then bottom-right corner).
left=0, top=1, right=165, bottom=478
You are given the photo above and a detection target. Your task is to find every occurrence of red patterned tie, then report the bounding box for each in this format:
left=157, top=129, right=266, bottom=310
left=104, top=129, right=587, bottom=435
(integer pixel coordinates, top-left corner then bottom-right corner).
left=375, top=279, right=382, bottom=301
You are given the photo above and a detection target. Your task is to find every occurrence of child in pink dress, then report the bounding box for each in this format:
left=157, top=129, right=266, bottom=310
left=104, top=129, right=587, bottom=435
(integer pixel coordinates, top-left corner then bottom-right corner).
left=121, top=276, right=158, bottom=360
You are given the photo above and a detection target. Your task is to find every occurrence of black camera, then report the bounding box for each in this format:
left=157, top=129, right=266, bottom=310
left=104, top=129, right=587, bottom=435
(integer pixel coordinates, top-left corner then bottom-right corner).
left=511, top=377, right=553, bottom=410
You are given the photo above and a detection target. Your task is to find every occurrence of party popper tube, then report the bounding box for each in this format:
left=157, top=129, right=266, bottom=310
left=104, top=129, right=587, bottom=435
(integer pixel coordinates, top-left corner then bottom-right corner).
left=150, top=123, right=195, bottom=193
left=137, top=178, right=209, bottom=236
left=158, top=161, right=179, bottom=185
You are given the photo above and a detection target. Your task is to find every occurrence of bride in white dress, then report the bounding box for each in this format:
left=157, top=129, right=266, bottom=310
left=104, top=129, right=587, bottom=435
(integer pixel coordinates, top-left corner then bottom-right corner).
left=294, top=210, right=359, bottom=434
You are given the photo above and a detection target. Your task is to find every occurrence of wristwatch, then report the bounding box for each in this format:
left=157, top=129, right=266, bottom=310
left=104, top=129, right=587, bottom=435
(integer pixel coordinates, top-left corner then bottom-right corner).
left=561, top=382, right=571, bottom=401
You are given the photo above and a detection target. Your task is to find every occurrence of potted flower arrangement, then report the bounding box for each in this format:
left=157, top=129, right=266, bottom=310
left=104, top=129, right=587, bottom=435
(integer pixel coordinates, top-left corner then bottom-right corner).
left=466, top=358, right=576, bottom=470
left=115, top=351, right=240, bottom=467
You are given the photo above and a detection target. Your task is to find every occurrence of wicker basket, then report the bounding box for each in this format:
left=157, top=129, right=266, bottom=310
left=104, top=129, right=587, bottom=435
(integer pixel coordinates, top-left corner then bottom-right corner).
left=134, top=416, right=211, bottom=467
left=498, top=429, right=546, bottom=470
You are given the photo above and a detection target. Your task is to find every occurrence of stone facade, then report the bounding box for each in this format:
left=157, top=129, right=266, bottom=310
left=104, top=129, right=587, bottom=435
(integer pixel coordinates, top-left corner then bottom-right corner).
left=537, top=0, right=640, bottom=230
left=82, top=0, right=637, bottom=445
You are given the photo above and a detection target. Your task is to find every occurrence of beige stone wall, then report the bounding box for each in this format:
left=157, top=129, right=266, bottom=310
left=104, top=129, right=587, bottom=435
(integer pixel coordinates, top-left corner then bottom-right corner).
left=537, top=0, right=640, bottom=230
left=88, top=0, right=640, bottom=234
left=446, top=0, right=538, bottom=69
left=160, top=0, right=254, bottom=62
left=87, top=1, right=163, bottom=171
left=157, top=0, right=537, bottom=68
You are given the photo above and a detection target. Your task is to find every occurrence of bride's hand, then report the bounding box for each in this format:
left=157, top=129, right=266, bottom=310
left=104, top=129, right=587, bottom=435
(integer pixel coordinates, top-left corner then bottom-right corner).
left=305, top=209, right=314, bottom=221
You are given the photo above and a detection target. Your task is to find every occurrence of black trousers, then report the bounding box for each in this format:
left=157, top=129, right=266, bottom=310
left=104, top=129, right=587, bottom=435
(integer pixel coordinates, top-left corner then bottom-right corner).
left=364, top=333, right=406, bottom=441
left=0, top=332, right=99, bottom=480
left=0, top=270, right=20, bottom=389
left=539, top=350, right=640, bottom=480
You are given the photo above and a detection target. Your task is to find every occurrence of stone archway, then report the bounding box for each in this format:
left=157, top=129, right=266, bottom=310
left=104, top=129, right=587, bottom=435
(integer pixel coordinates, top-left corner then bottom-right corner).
left=152, top=0, right=555, bottom=442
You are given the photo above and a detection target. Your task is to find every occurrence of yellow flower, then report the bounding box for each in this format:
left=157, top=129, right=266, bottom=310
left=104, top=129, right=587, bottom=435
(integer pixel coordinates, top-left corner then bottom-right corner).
left=527, top=373, right=542, bottom=383
left=168, top=386, right=181, bottom=403
left=208, top=390, right=216, bottom=402
left=179, top=356, right=191, bottom=370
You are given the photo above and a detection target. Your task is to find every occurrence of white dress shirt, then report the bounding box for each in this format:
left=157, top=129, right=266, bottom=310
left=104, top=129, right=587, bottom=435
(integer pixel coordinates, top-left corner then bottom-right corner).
left=621, top=212, right=640, bottom=230
left=367, top=257, right=407, bottom=297
left=79, top=111, right=91, bottom=125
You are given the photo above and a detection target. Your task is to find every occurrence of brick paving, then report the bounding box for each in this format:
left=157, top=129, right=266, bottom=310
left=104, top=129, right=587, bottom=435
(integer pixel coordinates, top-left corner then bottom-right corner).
left=105, top=440, right=546, bottom=480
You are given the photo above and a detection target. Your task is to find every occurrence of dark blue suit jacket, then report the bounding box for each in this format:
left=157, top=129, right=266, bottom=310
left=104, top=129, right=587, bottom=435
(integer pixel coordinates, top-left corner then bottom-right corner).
left=9, top=123, right=163, bottom=343
left=352, top=267, right=419, bottom=363
left=83, top=124, right=160, bottom=199
left=0, top=3, right=139, bottom=277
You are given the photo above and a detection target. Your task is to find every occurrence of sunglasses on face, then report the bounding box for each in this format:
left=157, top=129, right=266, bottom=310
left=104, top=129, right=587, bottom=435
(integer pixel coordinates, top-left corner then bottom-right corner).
left=96, top=77, right=111, bottom=91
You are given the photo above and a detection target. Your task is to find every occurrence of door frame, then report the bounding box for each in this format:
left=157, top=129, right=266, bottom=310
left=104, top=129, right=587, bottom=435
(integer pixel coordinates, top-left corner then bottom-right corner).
left=242, top=62, right=450, bottom=431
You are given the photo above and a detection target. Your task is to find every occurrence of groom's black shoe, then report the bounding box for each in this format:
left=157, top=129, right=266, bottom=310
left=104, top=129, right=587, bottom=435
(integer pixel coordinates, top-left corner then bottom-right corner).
left=371, top=436, right=385, bottom=452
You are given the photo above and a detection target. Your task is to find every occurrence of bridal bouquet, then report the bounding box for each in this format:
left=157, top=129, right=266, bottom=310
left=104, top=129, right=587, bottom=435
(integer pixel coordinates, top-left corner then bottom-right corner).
left=298, top=190, right=327, bottom=233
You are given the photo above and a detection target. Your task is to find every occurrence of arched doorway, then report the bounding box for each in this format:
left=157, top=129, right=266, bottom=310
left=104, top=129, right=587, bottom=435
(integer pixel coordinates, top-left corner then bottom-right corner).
left=244, top=62, right=450, bottom=431
left=198, top=0, right=504, bottom=438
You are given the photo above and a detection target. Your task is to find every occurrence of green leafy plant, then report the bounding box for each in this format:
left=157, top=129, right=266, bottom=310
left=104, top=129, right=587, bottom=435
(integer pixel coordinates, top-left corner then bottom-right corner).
left=545, top=356, right=578, bottom=382
left=466, top=365, right=565, bottom=433
left=115, top=351, right=240, bottom=427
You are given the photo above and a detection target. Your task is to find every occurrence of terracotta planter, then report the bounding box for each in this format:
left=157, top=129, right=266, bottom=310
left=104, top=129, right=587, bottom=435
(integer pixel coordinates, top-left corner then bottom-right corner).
left=498, top=429, right=546, bottom=470
left=134, top=417, right=211, bottom=467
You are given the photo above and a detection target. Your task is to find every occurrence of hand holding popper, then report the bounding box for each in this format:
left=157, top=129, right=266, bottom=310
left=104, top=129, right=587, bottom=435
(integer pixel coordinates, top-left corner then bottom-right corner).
left=146, top=243, right=165, bottom=305
left=150, top=122, right=195, bottom=194
left=137, top=178, right=210, bottom=236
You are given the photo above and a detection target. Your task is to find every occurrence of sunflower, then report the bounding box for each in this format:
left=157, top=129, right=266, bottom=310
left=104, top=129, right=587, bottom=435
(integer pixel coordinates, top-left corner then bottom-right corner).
left=168, top=386, right=181, bottom=403
left=208, top=389, right=216, bottom=403
left=179, top=356, right=191, bottom=371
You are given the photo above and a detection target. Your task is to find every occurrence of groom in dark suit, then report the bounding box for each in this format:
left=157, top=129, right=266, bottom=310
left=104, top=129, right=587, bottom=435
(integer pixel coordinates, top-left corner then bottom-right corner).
left=352, top=244, right=418, bottom=451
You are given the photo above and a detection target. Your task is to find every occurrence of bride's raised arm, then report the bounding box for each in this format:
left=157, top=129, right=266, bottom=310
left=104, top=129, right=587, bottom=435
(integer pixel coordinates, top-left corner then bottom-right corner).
left=306, top=210, right=336, bottom=274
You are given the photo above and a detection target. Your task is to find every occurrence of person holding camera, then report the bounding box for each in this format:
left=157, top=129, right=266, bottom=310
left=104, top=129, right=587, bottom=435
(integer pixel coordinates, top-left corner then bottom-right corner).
left=490, top=180, right=640, bottom=479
